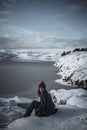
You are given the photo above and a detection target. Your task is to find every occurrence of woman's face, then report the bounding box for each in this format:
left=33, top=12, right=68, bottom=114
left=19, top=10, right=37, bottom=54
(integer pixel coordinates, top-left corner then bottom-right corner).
left=39, top=87, right=44, bottom=93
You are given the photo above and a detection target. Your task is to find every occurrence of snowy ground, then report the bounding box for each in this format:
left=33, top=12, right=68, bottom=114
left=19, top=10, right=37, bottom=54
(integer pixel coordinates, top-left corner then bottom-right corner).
left=0, top=97, right=32, bottom=127
left=0, top=49, right=63, bottom=62
left=0, top=88, right=87, bottom=130
left=54, top=51, right=87, bottom=88
left=0, top=49, right=87, bottom=130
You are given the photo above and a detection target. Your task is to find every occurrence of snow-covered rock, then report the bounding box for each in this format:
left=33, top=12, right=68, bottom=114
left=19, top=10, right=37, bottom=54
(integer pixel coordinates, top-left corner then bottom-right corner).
left=50, top=88, right=87, bottom=108
left=6, top=105, right=87, bottom=130
left=0, top=88, right=87, bottom=130
left=55, top=51, right=87, bottom=88
left=0, top=96, right=33, bottom=127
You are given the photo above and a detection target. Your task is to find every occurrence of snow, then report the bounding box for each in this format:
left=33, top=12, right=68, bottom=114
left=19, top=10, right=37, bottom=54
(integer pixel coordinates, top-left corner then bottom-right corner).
left=55, top=79, right=71, bottom=86
left=0, top=49, right=87, bottom=130
left=0, top=97, right=33, bottom=127
left=50, top=88, right=87, bottom=108
left=6, top=105, right=87, bottom=130
left=0, top=49, right=62, bottom=62
left=54, top=51, right=87, bottom=87
left=0, top=88, right=87, bottom=130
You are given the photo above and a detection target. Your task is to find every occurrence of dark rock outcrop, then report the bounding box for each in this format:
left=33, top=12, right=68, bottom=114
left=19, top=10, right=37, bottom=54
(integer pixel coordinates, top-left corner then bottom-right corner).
left=74, top=80, right=87, bottom=89
left=73, top=48, right=87, bottom=52
left=61, top=51, right=71, bottom=56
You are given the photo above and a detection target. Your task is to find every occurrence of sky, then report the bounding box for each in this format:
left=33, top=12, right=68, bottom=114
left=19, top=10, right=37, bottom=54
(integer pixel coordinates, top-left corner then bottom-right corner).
left=0, top=0, right=87, bottom=49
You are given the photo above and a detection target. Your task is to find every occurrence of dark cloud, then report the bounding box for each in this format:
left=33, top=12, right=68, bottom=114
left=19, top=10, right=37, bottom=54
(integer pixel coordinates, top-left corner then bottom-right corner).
left=0, top=0, right=87, bottom=49
left=0, top=0, right=87, bottom=14
left=0, top=36, right=17, bottom=44
left=64, top=38, right=87, bottom=48
left=0, top=35, right=87, bottom=49
left=0, top=36, right=19, bottom=48
left=0, top=0, right=13, bottom=23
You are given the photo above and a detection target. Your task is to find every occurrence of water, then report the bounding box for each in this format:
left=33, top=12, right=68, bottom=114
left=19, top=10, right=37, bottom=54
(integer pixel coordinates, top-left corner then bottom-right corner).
left=0, top=61, right=71, bottom=99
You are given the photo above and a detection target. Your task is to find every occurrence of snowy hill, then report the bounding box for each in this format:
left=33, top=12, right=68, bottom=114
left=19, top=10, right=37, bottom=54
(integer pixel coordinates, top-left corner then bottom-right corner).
left=0, top=49, right=62, bottom=62
left=54, top=51, right=87, bottom=88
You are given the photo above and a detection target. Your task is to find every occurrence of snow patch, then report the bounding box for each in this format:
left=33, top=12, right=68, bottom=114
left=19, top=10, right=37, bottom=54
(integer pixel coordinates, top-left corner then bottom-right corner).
left=50, top=88, right=87, bottom=108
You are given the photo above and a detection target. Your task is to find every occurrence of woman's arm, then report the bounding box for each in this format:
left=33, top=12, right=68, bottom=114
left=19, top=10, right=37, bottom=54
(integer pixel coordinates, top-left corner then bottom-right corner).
left=40, top=93, right=46, bottom=107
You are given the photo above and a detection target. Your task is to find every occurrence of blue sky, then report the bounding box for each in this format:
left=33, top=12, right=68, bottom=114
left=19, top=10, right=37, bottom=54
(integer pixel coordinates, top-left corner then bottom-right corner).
left=0, top=0, right=87, bottom=49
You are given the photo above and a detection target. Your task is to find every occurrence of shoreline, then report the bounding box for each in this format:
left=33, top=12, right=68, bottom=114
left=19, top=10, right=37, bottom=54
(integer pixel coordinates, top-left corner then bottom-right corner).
left=0, top=61, right=57, bottom=98
left=0, top=60, right=73, bottom=99
left=0, top=59, right=55, bottom=64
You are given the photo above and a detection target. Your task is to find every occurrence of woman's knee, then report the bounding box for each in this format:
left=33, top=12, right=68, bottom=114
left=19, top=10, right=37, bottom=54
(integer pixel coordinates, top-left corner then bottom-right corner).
left=31, top=100, right=38, bottom=106
left=32, top=100, right=37, bottom=104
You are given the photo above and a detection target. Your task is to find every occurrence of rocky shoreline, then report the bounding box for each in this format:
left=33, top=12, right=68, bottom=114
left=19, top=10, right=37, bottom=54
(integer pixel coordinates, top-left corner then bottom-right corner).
left=55, top=48, right=87, bottom=89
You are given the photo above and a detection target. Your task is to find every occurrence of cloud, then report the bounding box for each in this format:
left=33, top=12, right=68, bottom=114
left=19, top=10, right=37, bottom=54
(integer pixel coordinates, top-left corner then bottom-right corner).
left=0, top=33, right=87, bottom=49
left=0, top=0, right=17, bottom=24
left=68, top=0, right=87, bottom=11
left=0, top=35, right=17, bottom=44
left=1, top=0, right=17, bottom=8
left=0, top=0, right=86, bottom=49
left=70, top=38, right=87, bottom=47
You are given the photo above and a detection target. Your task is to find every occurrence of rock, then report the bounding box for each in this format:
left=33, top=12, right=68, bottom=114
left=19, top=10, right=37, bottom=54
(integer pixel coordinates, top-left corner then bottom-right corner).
left=9, top=100, right=17, bottom=106
left=73, top=48, right=87, bottom=52
left=74, top=80, right=87, bottom=89
left=73, top=48, right=81, bottom=52
left=52, top=95, right=57, bottom=104
left=0, top=101, right=9, bottom=107
left=0, top=113, right=8, bottom=126
left=61, top=51, right=71, bottom=56
left=59, top=100, right=66, bottom=105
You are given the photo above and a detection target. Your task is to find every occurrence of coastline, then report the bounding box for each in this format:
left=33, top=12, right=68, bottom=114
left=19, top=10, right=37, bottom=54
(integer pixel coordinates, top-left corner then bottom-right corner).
left=0, top=59, right=87, bottom=130
left=0, top=60, right=73, bottom=99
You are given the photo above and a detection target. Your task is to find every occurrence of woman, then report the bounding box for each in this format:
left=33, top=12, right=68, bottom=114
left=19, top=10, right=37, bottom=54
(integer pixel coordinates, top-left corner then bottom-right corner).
left=24, top=81, right=57, bottom=117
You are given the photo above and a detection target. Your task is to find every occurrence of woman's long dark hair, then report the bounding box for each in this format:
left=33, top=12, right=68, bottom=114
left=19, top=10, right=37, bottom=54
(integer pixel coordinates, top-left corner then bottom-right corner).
left=37, top=81, right=46, bottom=96
left=37, top=89, right=41, bottom=96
